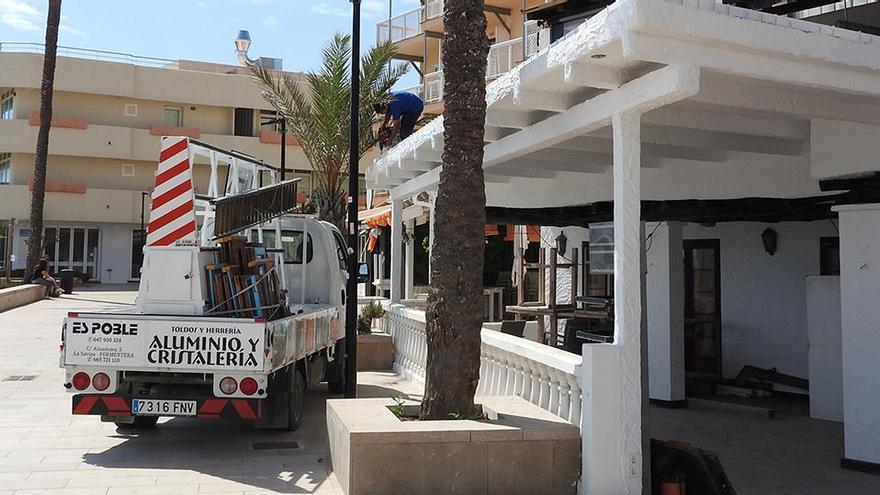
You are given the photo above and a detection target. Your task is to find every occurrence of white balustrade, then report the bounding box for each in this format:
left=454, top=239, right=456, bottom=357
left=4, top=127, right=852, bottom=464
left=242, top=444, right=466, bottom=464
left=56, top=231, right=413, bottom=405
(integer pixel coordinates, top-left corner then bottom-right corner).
left=486, top=38, right=524, bottom=80
left=423, top=70, right=445, bottom=104
left=376, top=7, right=423, bottom=45
left=381, top=302, right=584, bottom=425
left=425, top=0, right=444, bottom=20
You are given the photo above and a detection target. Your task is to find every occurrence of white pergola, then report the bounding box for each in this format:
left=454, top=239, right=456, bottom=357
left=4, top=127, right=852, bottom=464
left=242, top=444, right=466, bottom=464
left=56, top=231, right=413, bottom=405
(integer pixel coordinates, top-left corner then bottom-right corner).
left=367, top=0, right=880, bottom=491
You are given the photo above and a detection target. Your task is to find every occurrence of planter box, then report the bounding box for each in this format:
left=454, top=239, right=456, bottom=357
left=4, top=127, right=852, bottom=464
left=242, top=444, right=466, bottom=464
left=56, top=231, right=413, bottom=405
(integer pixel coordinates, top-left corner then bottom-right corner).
left=356, top=333, right=393, bottom=371
left=327, top=396, right=580, bottom=495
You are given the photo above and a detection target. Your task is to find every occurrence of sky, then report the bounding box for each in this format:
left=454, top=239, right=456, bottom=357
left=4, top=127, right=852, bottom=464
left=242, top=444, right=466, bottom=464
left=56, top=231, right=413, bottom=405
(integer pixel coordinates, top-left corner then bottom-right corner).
left=0, top=0, right=420, bottom=85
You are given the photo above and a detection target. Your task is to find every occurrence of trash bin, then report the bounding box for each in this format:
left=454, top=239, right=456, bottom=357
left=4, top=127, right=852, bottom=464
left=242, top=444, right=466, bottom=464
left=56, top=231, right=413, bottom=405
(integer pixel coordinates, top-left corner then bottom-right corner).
left=60, top=269, right=75, bottom=294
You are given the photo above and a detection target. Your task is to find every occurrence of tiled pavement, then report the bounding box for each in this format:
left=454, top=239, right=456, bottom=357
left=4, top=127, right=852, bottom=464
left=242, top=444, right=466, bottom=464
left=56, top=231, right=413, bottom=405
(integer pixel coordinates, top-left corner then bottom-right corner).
left=0, top=290, right=422, bottom=495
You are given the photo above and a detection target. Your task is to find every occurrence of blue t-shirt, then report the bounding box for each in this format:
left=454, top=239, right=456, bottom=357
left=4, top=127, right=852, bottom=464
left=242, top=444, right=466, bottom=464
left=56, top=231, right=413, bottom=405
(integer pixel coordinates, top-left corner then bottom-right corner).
left=388, top=91, right=424, bottom=120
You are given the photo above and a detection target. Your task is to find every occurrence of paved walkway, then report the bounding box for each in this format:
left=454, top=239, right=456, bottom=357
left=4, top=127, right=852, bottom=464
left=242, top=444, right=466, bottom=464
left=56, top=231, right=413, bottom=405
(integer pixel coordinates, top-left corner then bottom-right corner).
left=0, top=291, right=421, bottom=495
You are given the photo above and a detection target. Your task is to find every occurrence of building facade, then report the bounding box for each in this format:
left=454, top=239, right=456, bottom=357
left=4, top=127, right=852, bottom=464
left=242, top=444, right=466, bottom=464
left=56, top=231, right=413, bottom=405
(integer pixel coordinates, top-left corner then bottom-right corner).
left=0, top=46, right=368, bottom=284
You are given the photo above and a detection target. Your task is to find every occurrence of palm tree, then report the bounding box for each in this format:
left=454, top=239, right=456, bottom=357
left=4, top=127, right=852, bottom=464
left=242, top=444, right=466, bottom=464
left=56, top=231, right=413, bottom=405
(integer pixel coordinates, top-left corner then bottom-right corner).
left=421, top=0, right=489, bottom=419
left=250, top=34, right=407, bottom=231
left=26, top=0, right=62, bottom=275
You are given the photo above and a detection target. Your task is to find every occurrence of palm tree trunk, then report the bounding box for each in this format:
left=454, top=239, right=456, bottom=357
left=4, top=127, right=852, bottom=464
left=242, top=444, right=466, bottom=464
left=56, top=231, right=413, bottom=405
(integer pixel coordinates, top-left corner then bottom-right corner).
left=421, top=0, right=489, bottom=419
left=26, top=0, right=62, bottom=274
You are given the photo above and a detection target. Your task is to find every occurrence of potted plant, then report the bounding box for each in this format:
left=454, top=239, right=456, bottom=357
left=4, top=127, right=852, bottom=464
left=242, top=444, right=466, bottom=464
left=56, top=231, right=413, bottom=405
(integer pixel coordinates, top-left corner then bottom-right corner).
left=360, top=301, right=385, bottom=333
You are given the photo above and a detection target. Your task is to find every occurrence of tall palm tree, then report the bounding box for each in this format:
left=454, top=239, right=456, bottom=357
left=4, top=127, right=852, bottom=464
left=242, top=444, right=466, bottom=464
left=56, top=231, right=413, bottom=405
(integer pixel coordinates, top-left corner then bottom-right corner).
left=250, top=34, right=407, bottom=232
left=26, top=0, right=62, bottom=274
left=421, top=0, right=489, bottom=419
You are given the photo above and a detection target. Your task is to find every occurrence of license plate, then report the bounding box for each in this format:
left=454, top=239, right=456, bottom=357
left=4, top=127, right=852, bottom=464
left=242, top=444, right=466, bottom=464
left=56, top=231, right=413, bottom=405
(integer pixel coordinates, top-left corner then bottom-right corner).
left=132, top=399, right=197, bottom=416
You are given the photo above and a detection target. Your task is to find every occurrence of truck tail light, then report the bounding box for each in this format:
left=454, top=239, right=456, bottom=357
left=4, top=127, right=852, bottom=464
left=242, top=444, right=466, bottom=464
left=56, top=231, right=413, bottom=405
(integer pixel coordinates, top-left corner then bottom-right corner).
left=239, top=377, right=258, bottom=396
left=219, top=376, right=237, bottom=395
left=92, top=372, right=110, bottom=391
left=72, top=372, right=90, bottom=391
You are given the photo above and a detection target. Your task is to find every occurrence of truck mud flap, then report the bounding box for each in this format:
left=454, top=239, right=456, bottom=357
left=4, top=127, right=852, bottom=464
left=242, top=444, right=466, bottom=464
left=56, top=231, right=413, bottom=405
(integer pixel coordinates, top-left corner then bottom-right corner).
left=72, top=395, right=263, bottom=419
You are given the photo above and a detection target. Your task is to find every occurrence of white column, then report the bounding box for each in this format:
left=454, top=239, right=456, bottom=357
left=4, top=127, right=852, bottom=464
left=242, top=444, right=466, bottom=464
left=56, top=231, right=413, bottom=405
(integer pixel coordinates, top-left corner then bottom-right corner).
left=582, top=112, right=644, bottom=495
left=405, top=219, right=415, bottom=300
left=834, top=203, right=880, bottom=468
left=390, top=199, right=403, bottom=302
left=646, top=221, right=686, bottom=405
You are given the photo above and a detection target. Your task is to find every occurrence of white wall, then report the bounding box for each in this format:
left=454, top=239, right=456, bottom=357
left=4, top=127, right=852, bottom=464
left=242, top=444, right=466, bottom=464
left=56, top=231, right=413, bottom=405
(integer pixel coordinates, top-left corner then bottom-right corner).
left=806, top=275, right=842, bottom=422
left=683, top=221, right=837, bottom=380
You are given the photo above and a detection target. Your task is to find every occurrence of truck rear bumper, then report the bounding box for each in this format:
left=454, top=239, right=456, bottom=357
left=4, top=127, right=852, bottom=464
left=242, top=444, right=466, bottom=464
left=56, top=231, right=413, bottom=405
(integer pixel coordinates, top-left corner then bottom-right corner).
left=72, top=394, right=263, bottom=420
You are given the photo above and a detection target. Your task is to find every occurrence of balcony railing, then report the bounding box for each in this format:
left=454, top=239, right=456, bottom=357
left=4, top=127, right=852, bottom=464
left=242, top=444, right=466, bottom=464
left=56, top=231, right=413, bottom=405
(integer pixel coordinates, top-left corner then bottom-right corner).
left=425, top=0, right=445, bottom=20
left=423, top=70, right=445, bottom=104
left=376, top=7, right=423, bottom=44
left=487, top=38, right=524, bottom=80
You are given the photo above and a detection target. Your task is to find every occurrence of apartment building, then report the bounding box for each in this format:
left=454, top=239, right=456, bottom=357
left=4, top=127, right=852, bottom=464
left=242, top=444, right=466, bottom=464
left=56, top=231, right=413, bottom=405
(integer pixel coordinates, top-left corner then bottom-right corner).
left=0, top=44, right=367, bottom=284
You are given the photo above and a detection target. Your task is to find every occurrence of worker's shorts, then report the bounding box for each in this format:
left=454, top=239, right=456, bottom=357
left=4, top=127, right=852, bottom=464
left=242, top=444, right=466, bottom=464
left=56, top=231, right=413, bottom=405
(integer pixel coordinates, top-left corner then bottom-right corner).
left=399, top=110, right=422, bottom=140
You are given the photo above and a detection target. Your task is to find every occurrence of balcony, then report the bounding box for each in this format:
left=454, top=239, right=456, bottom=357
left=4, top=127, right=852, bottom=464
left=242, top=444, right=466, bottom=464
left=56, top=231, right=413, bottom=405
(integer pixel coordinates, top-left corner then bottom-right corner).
left=420, top=24, right=550, bottom=106
left=376, top=7, right=423, bottom=45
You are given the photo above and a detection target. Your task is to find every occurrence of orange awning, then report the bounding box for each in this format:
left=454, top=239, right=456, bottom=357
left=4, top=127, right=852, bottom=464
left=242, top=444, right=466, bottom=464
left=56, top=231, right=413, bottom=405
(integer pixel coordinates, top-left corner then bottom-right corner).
left=485, top=224, right=500, bottom=236
left=504, top=225, right=541, bottom=243
left=358, top=205, right=392, bottom=228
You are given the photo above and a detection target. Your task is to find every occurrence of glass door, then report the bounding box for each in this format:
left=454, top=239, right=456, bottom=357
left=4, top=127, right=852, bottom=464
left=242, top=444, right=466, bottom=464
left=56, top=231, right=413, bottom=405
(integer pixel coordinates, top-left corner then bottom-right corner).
left=43, top=227, right=100, bottom=278
left=684, top=239, right=722, bottom=376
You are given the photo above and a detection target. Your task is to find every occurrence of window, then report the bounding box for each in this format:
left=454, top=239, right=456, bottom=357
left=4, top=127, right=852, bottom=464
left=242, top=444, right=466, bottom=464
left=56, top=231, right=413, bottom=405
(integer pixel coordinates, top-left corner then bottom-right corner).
left=332, top=231, right=348, bottom=270
left=124, top=104, right=138, bottom=117
left=234, top=108, right=254, bottom=136
left=163, top=107, right=182, bottom=127
left=251, top=229, right=313, bottom=264
left=820, top=237, right=840, bottom=276
left=121, top=164, right=135, bottom=177
left=0, top=153, right=10, bottom=185
left=581, top=241, right=614, bottom=298
left=0, top=90, right=13, bottom=120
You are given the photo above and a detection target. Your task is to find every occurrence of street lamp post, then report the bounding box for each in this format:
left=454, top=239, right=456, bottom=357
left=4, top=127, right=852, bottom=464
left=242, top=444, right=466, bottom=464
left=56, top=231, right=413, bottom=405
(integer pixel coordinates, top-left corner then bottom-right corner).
left=234, top=31, right=287, bottom=180
left=345, top=0, right=362, bottom=398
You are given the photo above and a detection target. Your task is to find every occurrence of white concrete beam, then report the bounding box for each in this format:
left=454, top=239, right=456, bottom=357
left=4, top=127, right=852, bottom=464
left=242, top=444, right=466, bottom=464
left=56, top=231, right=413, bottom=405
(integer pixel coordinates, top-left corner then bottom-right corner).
left=485, top=108, right=539, bottom=129
left=563, top=61, right=623, bottom=89
left=413, top=147, right=443, bottom=163
left=390, top=167, right=441, bottom=201
left=513, top=88, right=580, bottom=112
left=483, top=64, right=700, bottom=169
left=488, top=166, right=558, bottom=179
left=484, top=126, right=514, bottom=142
left=400, top=159, right=436, bottom=172
left=691, top=74, right=880, bottom=127
left=484, top=174, right=511, bottom=184
left=592, top=125, right=804, bottom=155
left=645, top=104, right=810, bottom=141
left=502, top=158, right=608, bottom=174
left=624, top=30, right=880, bottom=98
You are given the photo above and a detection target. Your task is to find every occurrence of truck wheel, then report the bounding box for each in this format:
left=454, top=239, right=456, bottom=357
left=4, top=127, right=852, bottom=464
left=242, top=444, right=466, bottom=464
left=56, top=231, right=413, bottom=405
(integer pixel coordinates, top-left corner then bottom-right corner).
left=327, top=340, right=346, bottom=394
left=116, top=416, right=159, bottom=429
left=289, top=368, right=305, bottom=431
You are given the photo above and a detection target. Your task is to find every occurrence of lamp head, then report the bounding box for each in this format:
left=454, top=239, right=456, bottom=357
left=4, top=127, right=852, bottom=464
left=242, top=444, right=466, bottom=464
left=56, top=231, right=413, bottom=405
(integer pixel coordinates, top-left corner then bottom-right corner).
left=234, top=30, right=252, bottom=54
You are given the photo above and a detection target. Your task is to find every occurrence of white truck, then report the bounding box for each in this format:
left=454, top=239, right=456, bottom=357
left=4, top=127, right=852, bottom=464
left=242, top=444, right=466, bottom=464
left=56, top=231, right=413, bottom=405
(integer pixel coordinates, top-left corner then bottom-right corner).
left=60, top=137, right=350, bottom=429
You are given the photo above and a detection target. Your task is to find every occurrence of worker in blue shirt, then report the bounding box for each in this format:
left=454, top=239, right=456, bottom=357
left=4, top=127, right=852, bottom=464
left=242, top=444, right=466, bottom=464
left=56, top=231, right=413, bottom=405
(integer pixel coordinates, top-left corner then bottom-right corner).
left=374, top=91, right=424, bottom=148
